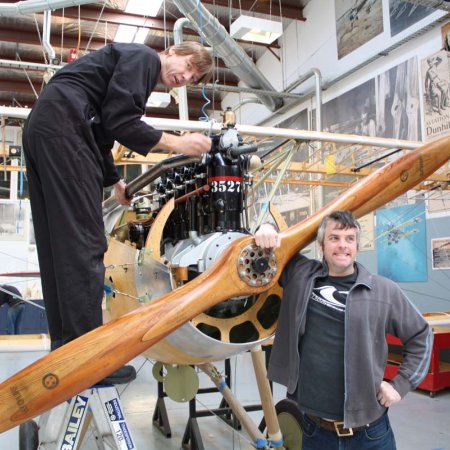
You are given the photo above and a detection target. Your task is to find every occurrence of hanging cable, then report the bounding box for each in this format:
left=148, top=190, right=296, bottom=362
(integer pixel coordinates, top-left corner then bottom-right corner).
left=60, top=8, right=64, bottom=62
left=76, top=5, right=81, bottom=54
left=33, top=14, right=47, bottom=64
left=84, top=0, right=107, bottom=52
left=197, top=0, right=213, bottom=122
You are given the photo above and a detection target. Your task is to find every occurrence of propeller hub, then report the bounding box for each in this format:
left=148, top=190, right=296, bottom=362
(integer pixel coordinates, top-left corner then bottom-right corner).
left=237, top=244, right=277, bottom=287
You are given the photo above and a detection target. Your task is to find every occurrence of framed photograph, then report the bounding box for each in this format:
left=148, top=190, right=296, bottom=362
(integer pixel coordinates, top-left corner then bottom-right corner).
left=336, top=0, right=383, bottom=60
left=431, top=238, right=450, bottom=269
left=421, top=50, right=450, bottom=142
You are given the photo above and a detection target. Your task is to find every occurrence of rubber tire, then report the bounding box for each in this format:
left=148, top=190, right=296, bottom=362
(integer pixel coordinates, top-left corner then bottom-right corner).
left=259, top=398, right=303, bottom=450
left=19, top=420, right=39, bottom=450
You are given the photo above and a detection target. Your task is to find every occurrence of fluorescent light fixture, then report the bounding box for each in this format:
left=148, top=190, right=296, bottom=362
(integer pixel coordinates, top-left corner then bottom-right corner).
left=230, top=15, right=283, bottom=44
left=125, top=0, right=164, bottom=17
left=146, top=92, right=171, bottom=108
left=114, top=25, right=148, bottom=43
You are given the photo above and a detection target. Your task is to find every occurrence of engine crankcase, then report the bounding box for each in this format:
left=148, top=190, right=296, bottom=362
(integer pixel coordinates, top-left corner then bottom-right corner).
left=105, top=231, right=282, bottom=365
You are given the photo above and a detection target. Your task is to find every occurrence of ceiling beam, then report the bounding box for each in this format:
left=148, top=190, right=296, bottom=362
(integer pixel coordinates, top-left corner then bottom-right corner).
left=201, top=0, right=305, bottom=21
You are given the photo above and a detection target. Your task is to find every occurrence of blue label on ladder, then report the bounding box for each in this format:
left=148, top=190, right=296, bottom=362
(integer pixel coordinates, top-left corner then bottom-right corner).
left=105, top=397, right=135, bottom=449
left=105, top=398, right=124, bottom=421
left=118, top=422, right=134, bottom=449
left=60, top=394, right=89, bottom=450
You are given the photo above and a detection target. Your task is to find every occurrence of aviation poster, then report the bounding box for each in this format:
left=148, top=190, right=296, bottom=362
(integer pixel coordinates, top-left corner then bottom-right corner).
left=335, top=0, right=383, bottom=60
left=376, top=203, right=427, bottom=282
left=431, top=238, right=450, bottom=270
left=389, top=1, right=434, bottom=37
left=421, top=49, right=450, bottom=142
left=375, top=57, right=421, bottom=141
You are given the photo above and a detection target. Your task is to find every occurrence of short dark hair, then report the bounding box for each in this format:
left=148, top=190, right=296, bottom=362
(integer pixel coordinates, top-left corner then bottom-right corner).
left=316, top=211, right=361, bottom=246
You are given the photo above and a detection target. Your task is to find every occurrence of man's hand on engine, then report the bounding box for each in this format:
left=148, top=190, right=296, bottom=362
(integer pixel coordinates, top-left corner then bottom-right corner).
left=113, top=179, right=132, bottom=206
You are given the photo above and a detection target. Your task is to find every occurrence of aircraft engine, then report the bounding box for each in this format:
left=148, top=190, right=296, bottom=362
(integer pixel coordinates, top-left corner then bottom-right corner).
left=104, top=123, right=282, bottom=364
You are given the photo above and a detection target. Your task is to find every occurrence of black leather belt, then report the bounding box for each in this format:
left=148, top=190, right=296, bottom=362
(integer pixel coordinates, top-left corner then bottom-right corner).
left=305, top=414, right=365, bottom=437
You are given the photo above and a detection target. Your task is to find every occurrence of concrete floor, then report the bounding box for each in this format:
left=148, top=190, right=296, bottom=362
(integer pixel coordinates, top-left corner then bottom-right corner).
left=0, top=349, right=449, bottom=450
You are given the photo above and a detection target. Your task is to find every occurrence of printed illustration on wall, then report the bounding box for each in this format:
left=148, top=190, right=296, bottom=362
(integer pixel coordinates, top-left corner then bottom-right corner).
left=441, top=22, right=450, bottom=51
left=323, top=79, right=376, bottom=136
left=375, top=57, right=421, bottom=140
left=389, top=0, right=434, bottom=37
left=431, top=238, right=450, bottom=270
left=336, top=0, right=383, bottom=60
left=427, top=189, right=450, bottom=214
left=421, top=49, right=450, bottom=142
left=358, top=212, right=375, bottom=251
left=376, top=203, right=427, bottom=282
left=322, top=57, right=421, bottom=143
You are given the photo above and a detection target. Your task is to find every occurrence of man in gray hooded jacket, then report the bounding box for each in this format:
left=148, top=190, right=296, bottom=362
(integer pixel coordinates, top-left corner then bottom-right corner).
left=255, top=210, right=432, bottom=450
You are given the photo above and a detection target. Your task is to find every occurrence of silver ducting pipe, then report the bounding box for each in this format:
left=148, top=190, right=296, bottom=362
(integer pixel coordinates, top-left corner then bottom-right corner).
left=232, top=97, right=262, bottom=112
left=173, top=0, right=283, bottom=112
left=0, top=0, right=95, bottom=16
left=256, top=68, right=323, bottom=129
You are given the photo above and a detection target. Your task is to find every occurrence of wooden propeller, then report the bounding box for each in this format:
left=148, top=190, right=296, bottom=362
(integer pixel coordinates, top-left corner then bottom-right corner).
left=0, top=135, right=449, bottom=433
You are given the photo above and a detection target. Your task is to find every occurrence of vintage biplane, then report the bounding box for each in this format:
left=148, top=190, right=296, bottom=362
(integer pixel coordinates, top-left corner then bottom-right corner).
left=379, top=217, right=421, bottom=245
left=1, top=110, right=450, bottom=448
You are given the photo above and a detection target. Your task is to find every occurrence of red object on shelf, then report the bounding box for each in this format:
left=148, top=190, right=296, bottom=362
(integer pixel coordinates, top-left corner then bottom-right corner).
left=68, top=48, right=79, bottom=62
left=385, top=325, right=450, bottom=396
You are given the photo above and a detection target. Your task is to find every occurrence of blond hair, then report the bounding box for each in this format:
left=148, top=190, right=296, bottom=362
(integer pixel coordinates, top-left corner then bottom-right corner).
left=164, top=42, right=214, bottom=84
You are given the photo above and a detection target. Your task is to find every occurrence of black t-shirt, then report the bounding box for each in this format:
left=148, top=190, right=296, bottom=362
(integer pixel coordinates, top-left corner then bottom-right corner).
left=293, top=268, right=357, bottom=420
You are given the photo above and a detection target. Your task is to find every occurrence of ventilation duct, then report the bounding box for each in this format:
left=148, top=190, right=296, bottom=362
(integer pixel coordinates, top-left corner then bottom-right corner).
left=0, top=0, right=95, bottom=16
left=173, top=0, right=283, bottom=112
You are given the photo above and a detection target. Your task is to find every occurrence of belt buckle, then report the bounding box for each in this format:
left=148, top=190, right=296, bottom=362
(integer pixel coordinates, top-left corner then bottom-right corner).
left=334, top=421, right=354, bottom=437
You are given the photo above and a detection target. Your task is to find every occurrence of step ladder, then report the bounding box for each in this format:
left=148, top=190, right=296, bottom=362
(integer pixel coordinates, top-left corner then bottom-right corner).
left=36, top=384, right=137, bottom=450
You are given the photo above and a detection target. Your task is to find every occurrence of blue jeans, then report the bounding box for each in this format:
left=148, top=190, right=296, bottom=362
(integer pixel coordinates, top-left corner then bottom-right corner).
left=6, top=303, right=25, bottom=334
left=302, top=412, right=397, bottom=450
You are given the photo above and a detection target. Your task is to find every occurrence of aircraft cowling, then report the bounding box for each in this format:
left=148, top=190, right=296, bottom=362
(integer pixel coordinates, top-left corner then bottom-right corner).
left=104, top=125, right=282, bottom=364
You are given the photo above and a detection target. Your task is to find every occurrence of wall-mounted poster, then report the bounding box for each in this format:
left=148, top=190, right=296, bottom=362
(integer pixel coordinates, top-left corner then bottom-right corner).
left=358, top=212, right=375, bottom=251
left=336, top=0, right=383, bottom=60
left=389, top=0, right=434, bottom=37
left=427, top=189, right=450, bottom=214
left=431, top=238, right=450, bottom=269
left=375, top=57, right=421, bottom=140
left=323, top=79, right=376, bottom=135
left=376, top=203, right=427, bottom=282
left=441, top=22, right=450, bottom=51
left=421, top=49, right=450, bottom=142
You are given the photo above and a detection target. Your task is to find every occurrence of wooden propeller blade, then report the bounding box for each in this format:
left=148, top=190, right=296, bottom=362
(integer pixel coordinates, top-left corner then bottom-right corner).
left=0, top=136, right=449, bottom=432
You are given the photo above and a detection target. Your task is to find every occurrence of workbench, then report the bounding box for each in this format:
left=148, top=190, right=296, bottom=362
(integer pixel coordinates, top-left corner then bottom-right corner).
left=384, top=312, right=450, bottom=397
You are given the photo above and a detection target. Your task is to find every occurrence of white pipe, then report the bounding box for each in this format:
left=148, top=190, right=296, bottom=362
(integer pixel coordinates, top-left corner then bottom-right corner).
left=0, top=59, right=61, bottom=71
left=0, top=0, right=96, bottom=16
left=43, top=10, right=56, bottom=61
left=173, top=17, right=192, bottom=121
left=0, top=107, right=423, bottom=149
left=10, top=158, right=18, bottom=200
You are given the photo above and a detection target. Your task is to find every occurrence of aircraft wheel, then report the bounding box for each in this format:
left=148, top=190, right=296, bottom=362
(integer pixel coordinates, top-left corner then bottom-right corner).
left=259, top=398, right=303, bottom=449
left=19, top=420, right=39, bottom=450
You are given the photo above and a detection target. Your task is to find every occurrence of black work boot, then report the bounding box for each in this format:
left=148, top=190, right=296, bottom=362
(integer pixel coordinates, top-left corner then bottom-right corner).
left=96, top=365, right=137, bottom=385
